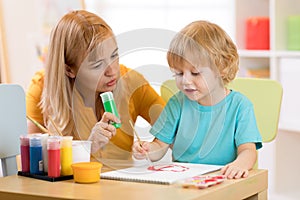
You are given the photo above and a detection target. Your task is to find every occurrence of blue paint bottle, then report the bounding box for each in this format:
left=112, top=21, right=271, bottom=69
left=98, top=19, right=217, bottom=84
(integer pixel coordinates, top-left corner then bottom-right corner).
left=29, top=135, right=43, bottom=174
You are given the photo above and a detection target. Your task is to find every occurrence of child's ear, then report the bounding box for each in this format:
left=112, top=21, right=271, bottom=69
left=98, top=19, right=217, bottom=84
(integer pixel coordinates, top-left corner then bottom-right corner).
left=65, top=65, right=76, bottom=78
left=219, top=69, right=226, bottom=78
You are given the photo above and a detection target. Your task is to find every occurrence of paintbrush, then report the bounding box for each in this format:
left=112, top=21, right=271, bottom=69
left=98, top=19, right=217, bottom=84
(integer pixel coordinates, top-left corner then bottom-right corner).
left=129, top=120, right=153, bottom=166
left=48, top=115, right=63, bottom=136
left=26, top=115, right=48, bottom=133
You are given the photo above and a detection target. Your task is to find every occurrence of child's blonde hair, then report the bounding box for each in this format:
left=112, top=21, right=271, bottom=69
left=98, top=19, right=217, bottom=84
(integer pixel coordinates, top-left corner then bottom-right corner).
left=41, top=10, right=114, bottom=134
left=167, top=20, right=239, bottom=85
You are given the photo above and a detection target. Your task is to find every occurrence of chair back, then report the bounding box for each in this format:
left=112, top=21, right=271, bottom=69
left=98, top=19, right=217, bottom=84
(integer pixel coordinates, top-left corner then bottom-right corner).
left=0, top=84, right=27, bottom=176
left=160, top=78, right=283, bottom=143
left=160, top=79, right=179, bottom=103
left=227, top=78, right=283, bottom=142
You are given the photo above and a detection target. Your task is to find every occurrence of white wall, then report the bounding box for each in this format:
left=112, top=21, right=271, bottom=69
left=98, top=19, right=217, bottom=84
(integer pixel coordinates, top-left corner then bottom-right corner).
left=1, top=0, right=82, bottom=89
left=1, top=0, right=41, bottom=89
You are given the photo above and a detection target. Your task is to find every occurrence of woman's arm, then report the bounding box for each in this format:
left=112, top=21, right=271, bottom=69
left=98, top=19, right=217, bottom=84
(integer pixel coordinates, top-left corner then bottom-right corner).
left=126, top=68, right=166, bottom=125
left=27, top=120, right=44, bottom=133
left=26, top=70, right=46, bottom=133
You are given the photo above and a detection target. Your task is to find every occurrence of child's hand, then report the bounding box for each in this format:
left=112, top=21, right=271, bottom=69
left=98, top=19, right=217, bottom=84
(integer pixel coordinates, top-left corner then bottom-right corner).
left=220, top=164, right=249, bottom=179
left=132, top=141, right=150, bottom=160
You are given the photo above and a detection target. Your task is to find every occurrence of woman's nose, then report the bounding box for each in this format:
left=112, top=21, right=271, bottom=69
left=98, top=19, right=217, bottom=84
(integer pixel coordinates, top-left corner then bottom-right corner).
left=104, top=62, right=118, bottom=76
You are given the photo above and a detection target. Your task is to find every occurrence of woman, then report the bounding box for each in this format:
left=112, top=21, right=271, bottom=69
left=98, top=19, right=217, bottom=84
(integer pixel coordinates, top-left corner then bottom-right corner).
left=26, top=10, right=165, bottom=165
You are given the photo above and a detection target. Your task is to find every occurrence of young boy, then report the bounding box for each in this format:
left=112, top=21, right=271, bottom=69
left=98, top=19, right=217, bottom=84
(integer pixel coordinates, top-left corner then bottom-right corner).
left=132, top=20, right=262, bottom=179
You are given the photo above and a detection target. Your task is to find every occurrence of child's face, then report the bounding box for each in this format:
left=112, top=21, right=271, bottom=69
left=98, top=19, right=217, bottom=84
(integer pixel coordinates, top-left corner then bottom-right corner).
left=172, top=61, right=222, bottom=106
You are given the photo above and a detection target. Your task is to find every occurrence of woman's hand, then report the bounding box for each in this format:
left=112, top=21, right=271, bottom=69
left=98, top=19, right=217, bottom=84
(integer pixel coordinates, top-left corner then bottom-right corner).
left=88, top=112, right=120, bottom=153
left=132, top=141, right=150, bottom=160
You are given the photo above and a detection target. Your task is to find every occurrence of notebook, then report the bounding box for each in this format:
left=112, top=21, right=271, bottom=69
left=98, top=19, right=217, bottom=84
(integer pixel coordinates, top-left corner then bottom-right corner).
left=100, top=161, right=222, bottom=185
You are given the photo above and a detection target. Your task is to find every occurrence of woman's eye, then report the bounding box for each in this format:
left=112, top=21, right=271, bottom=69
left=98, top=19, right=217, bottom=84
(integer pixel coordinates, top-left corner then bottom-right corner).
left=192, top=72, right=200, bottom=76
left=92, top=61, right=104, bottom=69
left=111, top=52, right=119, bottom=59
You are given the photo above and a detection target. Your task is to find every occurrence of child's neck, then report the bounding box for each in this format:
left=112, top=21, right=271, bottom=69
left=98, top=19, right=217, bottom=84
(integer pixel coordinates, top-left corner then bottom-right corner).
left=198, top=87, right=229, bottom=106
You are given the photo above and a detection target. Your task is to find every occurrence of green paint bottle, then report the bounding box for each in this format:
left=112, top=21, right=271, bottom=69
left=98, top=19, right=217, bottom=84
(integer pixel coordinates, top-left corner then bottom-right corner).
left=100, top=92, right=121, bottom=128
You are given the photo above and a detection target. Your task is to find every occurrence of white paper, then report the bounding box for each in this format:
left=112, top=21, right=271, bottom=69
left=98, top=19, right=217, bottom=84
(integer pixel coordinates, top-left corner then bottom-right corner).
left=101, top=162, right=222, bottom=185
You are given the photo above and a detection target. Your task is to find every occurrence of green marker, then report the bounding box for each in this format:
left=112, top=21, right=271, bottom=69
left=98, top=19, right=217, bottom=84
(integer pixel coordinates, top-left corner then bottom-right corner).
left=100, top=92, right=121, bottom=128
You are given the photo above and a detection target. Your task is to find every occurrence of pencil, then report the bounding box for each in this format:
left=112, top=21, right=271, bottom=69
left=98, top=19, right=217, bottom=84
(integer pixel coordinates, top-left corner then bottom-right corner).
left=129, top=120, right=153, bottom=166
left=48, top=116, right=63, bottom=136
left=26, top=115, right=48, bottom=133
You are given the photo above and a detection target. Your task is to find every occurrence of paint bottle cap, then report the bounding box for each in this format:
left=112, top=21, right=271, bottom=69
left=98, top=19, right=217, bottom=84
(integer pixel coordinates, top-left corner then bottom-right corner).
left=20, top=135, right=30, bottom=146
left=29, top=135, right=42, bottom=147
left=100, top=91, right=114, bottom=102
left=61, top=136, right=73, bottom=147
left=47, top=136, right=61, bottom=150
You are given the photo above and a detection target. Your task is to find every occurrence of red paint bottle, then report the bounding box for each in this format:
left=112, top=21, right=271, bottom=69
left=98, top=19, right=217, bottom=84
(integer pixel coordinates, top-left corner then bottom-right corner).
left=20, top=135, right=30, bottom=172
left=47, top=137, right=61, bottom=178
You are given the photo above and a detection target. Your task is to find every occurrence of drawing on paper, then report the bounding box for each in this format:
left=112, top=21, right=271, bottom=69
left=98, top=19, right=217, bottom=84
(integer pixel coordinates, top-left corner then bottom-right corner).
left=148, top=164, right=189, bottom=172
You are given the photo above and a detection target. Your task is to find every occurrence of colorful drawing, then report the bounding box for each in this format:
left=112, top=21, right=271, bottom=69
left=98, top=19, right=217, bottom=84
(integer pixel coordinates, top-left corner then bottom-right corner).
left=148, top=164, right=189, bottom=172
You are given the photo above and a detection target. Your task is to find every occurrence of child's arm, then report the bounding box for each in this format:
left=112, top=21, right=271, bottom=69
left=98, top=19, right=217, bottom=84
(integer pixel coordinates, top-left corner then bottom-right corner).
left=132, top=138, right=169, bottom=162
left=220, top=143, right=257, bottom=179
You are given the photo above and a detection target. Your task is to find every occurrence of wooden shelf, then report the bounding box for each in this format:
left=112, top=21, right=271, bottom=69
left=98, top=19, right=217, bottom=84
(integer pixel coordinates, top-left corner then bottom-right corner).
left=235, top=0, right=300, bottom=132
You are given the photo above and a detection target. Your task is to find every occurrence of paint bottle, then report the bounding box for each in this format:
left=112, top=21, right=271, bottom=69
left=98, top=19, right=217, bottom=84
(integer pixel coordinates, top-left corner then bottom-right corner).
left=20, top=135, right=30, bottom=172
left=29, top=135, right=43, bottom=174
left=41, top=134, right=49, bottom=173
left=60, top=136, right=73, bottom=176
left=47, top=136, right=61, bottom=178
left=100, top=92, right=121, bottom=128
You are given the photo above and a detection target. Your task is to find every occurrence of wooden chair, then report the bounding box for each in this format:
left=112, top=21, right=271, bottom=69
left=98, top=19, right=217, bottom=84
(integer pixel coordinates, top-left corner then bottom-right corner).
left=0, top=84, right=27, bottom=176
left=160, top=78, right=283, bottom=167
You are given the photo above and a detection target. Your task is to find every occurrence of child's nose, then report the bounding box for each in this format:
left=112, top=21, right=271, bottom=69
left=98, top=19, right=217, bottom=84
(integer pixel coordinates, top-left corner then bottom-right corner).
left=182, top=74, right=192, bottom=84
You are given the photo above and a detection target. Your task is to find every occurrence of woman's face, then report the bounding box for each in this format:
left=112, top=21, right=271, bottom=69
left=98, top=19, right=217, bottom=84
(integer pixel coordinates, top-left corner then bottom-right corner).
left=75, top=37, right=120, bottom=94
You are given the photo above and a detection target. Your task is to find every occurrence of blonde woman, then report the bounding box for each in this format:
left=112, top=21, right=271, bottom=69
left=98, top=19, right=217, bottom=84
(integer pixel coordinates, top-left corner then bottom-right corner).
left=26, top=10, right=165, bottom=164
left=132, top=21, right=262, bottom=179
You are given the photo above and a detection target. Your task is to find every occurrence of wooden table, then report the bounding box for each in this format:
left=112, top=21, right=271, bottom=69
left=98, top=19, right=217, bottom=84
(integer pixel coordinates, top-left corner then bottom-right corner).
left=0, top=169, right=267, bottom=200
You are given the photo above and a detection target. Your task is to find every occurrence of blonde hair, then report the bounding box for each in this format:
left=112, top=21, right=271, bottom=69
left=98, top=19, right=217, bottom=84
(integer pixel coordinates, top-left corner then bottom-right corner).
left=167, top=20, right=239, bottom=85
left=41, top=10, right=114, bottom=134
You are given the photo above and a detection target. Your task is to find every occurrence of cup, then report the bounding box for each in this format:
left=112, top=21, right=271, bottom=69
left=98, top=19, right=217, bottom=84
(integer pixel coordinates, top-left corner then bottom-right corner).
left=71, top=162, right=102, bottom=183
left=72, top=140, right=92, bottom=164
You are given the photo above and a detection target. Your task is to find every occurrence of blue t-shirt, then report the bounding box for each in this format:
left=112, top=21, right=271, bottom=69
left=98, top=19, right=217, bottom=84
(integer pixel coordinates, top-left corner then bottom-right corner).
left=150, top=90, right=263, bottom=165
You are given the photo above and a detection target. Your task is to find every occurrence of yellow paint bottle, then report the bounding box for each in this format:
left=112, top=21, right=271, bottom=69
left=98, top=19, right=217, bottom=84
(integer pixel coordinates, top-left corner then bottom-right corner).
left=60, top=136, right=73, bottom=176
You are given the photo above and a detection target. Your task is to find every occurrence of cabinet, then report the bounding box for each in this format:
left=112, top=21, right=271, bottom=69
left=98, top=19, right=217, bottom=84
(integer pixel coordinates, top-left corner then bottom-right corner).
left=234, top=0, right=300, bottom=131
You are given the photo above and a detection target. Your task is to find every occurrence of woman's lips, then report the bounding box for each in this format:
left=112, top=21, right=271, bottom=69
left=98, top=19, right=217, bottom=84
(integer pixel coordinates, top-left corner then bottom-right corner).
left=107, top=79, right=117, bottom=86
